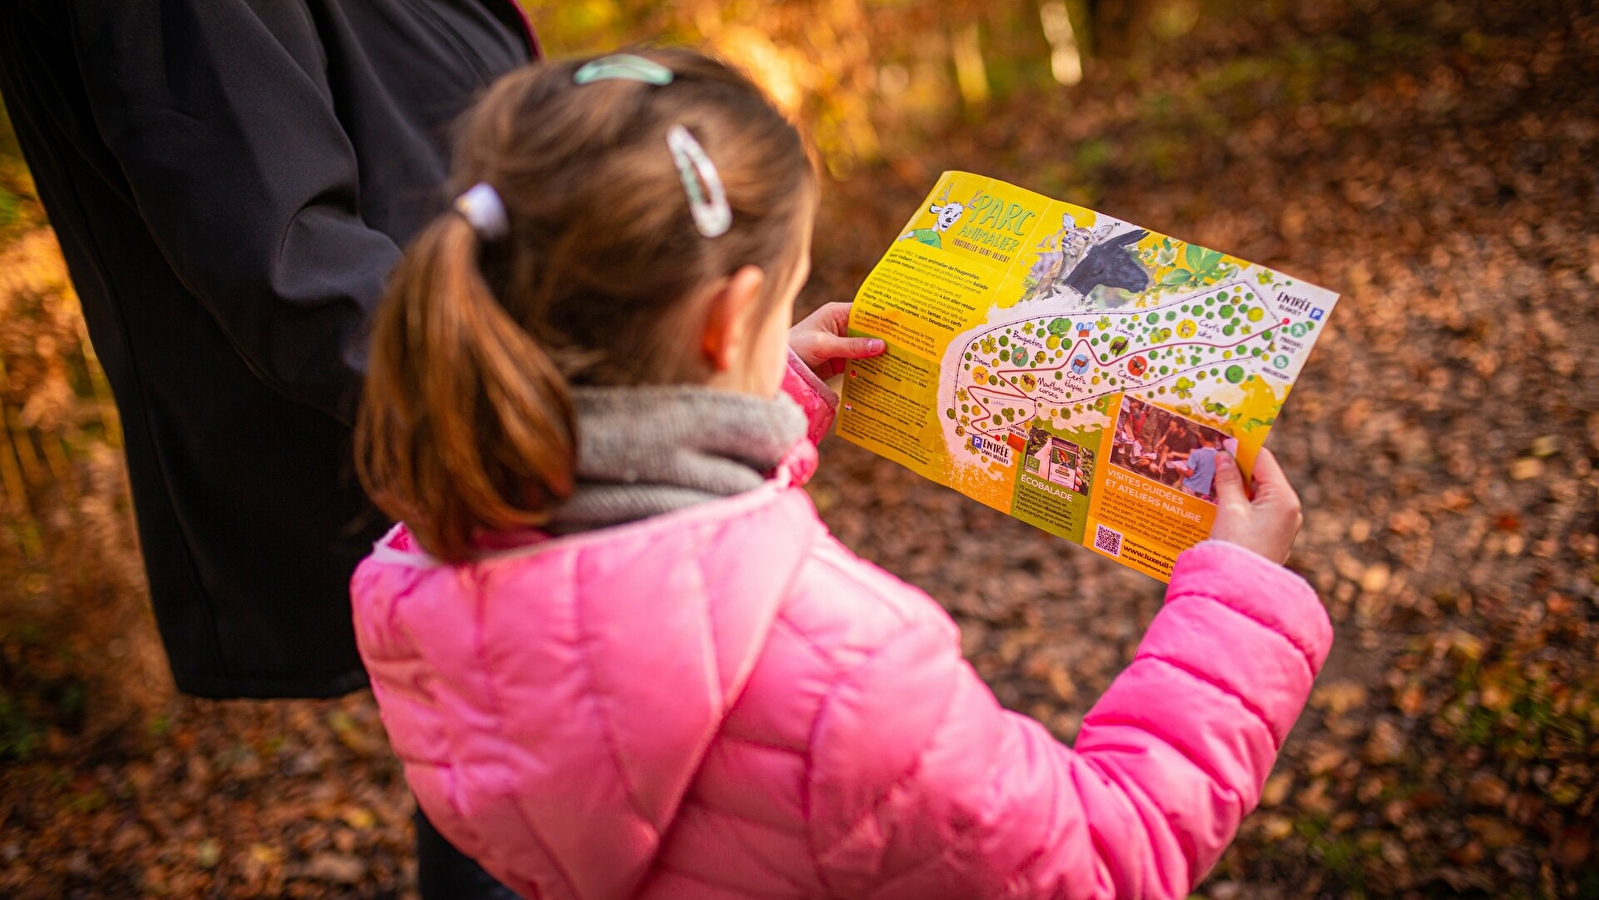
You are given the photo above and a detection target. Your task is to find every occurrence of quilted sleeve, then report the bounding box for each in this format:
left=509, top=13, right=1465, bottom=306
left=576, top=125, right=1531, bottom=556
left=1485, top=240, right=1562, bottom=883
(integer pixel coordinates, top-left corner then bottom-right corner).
left=781, top=348, right=839, bottom=447
left=60, top=0, right=404, bottom=425
left=808, top=540, right=1333, bottom=900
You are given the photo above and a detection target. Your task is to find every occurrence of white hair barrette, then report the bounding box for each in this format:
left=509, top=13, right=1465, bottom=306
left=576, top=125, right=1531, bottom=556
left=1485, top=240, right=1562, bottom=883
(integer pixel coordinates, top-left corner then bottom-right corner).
left=665, top=125, right=731, bottom=239
left=454, top=182, right=509, bottom=240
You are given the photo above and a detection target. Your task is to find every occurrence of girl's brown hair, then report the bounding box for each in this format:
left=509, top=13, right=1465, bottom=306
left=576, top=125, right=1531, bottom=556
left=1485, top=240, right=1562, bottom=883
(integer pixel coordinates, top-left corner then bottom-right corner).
left=356, top=49, right=815, bottom=562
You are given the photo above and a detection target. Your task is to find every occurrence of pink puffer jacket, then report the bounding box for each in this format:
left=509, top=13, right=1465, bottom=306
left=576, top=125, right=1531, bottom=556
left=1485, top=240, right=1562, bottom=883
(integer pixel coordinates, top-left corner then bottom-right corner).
left=351, top=358, right=1332, bottom=900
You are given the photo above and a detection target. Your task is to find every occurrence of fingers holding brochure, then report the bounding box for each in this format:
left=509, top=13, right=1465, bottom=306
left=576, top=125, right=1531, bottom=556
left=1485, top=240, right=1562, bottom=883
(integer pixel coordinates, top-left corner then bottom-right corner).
left=1210, top=447, right=1304, bottom=564
left=790, top=302, right=887, bottom=380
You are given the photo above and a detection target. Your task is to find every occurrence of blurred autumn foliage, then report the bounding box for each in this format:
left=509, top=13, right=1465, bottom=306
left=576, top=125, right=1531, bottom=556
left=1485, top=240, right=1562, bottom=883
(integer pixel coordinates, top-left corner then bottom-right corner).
left=0, top=100, right=165, bottom=762
left=3, top=0, right=1598, bottom=897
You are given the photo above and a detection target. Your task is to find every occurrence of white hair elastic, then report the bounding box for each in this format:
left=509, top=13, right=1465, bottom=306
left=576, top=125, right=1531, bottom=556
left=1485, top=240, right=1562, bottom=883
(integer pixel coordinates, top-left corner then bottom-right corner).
left=665, top=125, right=731, bottom=239
left=453, top=182, right=509, bottom=240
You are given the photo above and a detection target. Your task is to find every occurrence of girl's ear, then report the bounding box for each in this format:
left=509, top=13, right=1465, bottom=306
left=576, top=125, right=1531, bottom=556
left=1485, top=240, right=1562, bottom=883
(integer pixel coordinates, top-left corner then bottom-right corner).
left=699, top=265, right=767, bottom=372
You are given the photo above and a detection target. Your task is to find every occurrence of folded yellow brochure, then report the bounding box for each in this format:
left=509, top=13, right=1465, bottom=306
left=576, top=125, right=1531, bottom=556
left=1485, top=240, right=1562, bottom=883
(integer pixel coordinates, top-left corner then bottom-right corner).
left=838, top=171, right=1339, bottom=581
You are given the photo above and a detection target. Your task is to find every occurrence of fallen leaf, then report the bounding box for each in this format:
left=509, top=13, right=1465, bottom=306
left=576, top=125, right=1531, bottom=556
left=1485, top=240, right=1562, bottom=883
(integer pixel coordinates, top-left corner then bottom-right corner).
left=1261, top=772, right=1294, bottom=807
left=339, top=806, right=376, bottom=831
left=1447, top=839, right=1485, bottom=867
left=1312, top=680, right=1369, bottom=716
left=195, top=839, right=220, bottom=870
left=1363, top=718, right=1406, bottom=765
left=299, top=852, right=366, bottom=884
left=1528, top=435, right=1560, bottom=458
left=1360, top=564, right=1391, bottom=593
left=1381, top=836, right=1407, bottom=866
left=1257, top=815, right=1294, bottom=841
left=1308, top=747, right=1348, bottom=776
left=1446, top=631, right=1485, bottom=662
left=1551, top=825, right=1592, bottom=869
left=1464, top=771, right=1509, bottom=807
left=1464, top=814, right=1523, bottom=849
left=1508, top=457, right=1543, bottom=481
left=1395, top=682, right=1426, bottom=716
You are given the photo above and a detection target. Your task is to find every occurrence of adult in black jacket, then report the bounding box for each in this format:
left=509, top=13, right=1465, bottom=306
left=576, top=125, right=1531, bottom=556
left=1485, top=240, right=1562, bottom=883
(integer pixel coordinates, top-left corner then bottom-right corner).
left=0, top=0, right=534, bottom=895
left=0, top=0, right=536, bottom=696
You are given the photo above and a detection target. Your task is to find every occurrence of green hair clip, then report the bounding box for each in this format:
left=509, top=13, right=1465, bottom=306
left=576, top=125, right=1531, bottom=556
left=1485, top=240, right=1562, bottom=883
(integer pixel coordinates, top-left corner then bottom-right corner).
left=573, top=54, right=674, bottom=86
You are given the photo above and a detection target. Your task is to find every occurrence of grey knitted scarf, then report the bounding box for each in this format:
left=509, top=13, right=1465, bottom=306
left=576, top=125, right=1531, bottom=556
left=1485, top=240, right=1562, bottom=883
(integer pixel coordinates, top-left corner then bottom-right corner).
left=546, top=385, right=808, bottom=534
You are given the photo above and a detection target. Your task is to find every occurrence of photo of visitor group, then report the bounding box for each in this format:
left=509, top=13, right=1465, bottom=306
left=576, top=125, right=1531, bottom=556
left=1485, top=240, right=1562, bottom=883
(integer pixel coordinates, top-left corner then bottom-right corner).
left=1111, top=396, right=1234, bottom=503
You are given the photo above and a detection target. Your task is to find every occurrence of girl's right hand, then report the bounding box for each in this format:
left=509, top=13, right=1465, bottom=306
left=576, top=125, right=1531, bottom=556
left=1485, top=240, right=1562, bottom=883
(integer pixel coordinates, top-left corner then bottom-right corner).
left=1209, top=447, right=1304, bottom=564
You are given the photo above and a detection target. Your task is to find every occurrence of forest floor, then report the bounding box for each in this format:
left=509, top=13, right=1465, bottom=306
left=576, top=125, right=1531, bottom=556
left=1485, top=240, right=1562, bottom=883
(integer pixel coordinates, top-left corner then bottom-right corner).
left=2, top=0, right=1597, bottom=897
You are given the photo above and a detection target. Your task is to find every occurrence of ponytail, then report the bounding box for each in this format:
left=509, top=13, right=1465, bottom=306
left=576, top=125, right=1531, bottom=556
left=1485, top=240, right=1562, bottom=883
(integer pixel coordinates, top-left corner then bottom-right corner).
left=356, top=212, right=575, bottom=563
left=358, top=50, right=813, bottom=560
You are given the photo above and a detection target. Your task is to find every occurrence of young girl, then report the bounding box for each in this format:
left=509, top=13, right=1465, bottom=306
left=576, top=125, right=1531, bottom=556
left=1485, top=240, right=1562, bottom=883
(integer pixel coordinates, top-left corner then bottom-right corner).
left=351, top=49, right=1331, bottom=900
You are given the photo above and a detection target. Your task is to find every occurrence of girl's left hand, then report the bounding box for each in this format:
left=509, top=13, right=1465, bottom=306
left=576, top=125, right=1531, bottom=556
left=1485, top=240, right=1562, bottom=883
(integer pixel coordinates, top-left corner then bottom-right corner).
left=789, top=302, right=886, bottom=379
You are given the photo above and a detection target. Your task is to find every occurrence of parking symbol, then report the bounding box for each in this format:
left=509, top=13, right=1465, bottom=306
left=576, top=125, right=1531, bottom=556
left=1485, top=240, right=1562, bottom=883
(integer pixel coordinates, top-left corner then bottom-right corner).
left=1309, top=308, right=1325, bottom=321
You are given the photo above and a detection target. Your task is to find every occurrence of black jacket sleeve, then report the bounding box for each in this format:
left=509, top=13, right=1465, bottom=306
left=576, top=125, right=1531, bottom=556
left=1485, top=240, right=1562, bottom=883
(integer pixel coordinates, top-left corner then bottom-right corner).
left=67, top=0, right=403, bottom=423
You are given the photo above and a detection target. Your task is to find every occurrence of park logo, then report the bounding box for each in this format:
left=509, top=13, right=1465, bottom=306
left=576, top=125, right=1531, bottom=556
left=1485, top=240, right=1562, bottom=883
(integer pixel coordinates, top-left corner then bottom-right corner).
left=898, top=181, right=972, bottom=249
left=948, top=190, right=1040, bottom=262
left=900, top=180, right=1041, bottom=264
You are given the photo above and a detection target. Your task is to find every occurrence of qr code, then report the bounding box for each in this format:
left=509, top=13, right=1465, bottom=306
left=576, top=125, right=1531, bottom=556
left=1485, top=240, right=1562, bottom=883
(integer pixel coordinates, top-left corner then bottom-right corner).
left=1094, top=524, right=1123, bottom=557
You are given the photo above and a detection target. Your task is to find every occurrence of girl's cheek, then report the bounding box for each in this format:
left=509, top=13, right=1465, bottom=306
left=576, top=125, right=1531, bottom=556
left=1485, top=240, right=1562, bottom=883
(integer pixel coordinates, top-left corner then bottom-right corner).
left=765, top=354, right=788, bottom=397
left=760, top=316, right=792, bottom=396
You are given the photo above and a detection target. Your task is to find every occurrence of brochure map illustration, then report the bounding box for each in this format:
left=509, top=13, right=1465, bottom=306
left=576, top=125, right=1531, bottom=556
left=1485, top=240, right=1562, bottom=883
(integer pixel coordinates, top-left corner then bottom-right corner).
left=837, top=172, right=1339, bottom=581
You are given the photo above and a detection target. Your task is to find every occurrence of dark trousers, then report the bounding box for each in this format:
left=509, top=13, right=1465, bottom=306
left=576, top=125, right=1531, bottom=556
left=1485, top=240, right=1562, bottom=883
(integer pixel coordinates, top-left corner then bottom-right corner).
left=416, top=808, right=520, bottom=899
